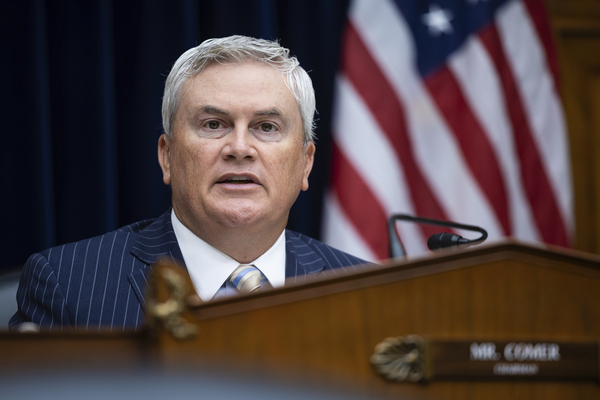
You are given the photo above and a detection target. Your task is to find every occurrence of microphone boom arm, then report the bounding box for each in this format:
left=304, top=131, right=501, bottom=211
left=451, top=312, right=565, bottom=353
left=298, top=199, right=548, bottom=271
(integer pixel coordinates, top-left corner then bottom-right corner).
left=388, top=214, right=488, bottom=258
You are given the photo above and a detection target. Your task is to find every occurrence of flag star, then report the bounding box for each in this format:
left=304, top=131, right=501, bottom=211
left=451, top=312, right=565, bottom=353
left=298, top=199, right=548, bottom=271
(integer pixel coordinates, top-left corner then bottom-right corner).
left=421, top=4, right=454, bottom=37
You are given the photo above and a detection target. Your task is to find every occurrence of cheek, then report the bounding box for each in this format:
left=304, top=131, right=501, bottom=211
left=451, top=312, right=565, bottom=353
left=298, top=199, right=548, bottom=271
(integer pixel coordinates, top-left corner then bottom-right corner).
left=170, top=145, right=212, bottom=189
left=176, top=139, right=213, bottom=169
left=276, top=151, right=306, bottom=188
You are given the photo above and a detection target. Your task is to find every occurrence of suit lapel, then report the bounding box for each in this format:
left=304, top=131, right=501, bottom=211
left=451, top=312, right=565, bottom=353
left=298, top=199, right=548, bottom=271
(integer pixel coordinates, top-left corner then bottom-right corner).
left=285, top=230, right=328, bottom=281
left=127, top=209, right=185, bottom=308
left=127, top=222, right=331, bottom=308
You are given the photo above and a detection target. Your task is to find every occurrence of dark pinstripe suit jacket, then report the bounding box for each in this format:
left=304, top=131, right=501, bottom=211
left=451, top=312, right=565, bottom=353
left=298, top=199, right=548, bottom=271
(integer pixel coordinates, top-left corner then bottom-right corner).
left=9, top=209, right=368, bottom=331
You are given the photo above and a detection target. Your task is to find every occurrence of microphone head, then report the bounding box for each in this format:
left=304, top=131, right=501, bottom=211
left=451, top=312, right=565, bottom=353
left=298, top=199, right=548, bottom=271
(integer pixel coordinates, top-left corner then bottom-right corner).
left=427, top=232, right=469, bottom=251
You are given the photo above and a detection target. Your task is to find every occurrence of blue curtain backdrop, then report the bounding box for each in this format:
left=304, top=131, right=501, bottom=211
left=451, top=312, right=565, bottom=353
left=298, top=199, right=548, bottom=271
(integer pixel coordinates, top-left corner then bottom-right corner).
left=1, top=0, right=351, bottom=269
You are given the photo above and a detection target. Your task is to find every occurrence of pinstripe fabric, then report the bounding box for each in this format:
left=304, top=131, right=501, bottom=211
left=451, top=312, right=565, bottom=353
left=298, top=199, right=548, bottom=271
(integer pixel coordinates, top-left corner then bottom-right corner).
left=10, top=209, right=370, bottom=331
left=285, top=231, right=371, bottom=282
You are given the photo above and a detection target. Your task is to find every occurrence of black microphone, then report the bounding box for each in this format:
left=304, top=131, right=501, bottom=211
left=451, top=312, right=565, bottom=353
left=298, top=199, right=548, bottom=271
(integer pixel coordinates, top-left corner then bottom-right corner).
left=388, top=214, right=488, bottom=258
left=427, top=232, right=471, bottom=251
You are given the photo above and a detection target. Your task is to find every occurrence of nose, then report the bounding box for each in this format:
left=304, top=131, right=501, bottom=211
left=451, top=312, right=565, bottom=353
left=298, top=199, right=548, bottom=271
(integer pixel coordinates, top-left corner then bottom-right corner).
left=222, top=126, right=257, bottom=161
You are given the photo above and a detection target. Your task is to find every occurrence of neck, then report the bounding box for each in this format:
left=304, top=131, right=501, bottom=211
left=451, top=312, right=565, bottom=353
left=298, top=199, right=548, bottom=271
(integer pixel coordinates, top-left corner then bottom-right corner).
left=175, top=214, right=285, bottom=264
left=202, top=225, right=285, bottom=264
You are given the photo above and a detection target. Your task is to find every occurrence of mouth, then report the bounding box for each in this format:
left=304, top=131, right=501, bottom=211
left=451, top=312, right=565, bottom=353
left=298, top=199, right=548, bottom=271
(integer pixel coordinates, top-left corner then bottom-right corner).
left=216, top=174, right=260, bottom=185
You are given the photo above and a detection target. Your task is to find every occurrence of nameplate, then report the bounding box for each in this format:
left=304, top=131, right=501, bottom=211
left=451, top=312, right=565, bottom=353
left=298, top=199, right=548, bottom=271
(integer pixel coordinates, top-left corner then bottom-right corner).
left=370, top=336, right=599, bottom=382
left=432, top=340, right=598, bottom=380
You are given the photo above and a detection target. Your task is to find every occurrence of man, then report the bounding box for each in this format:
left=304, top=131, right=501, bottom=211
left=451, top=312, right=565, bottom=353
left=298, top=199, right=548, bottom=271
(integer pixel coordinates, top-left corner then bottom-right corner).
left=10, top=35, right=368, bottom=331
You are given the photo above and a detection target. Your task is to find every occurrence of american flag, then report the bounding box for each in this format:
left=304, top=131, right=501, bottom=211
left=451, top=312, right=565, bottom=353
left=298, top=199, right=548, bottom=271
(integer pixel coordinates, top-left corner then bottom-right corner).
left=323, top=0, right=573, bottom=261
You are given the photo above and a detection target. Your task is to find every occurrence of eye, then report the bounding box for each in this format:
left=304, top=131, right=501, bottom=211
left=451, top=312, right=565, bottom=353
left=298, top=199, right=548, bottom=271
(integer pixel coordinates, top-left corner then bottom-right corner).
left=252, top=121, right=282, bottom=142
left=260, top=123, right=275, bottom=132
left=207, top=120, right=220, bottom=129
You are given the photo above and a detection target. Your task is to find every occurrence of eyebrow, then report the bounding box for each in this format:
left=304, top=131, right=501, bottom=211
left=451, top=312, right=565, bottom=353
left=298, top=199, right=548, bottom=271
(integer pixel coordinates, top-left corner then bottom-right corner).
left=255, top=108, right=283, bottom=117
left=201, top=105, right=228, bottom=115
left=197, top=106, right=288, bottom=125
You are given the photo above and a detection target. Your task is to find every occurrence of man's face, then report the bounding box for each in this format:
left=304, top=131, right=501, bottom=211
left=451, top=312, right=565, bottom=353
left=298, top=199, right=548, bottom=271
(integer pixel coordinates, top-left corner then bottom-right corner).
left=158, top=60, right=315, bottom=237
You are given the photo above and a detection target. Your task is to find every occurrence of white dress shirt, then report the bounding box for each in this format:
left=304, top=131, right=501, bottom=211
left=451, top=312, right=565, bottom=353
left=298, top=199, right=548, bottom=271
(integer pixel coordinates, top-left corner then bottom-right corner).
left=170, top=209, right=286, bottom=301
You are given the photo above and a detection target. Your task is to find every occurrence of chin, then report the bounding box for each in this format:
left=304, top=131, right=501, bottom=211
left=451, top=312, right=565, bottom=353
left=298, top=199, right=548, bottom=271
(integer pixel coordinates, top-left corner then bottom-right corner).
left=214, top=207, right=264, bottom=228
left=219, top=216, right=266, bottom=229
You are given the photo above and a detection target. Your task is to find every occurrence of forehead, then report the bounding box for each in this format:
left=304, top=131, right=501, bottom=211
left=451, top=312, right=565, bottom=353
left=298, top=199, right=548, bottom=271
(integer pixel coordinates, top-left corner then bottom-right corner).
left=179, top=60, right=299, bottom=118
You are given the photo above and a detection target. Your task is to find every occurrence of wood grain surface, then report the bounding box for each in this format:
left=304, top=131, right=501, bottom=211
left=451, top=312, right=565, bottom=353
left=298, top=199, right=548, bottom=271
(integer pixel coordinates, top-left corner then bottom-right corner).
left=148, top=241, right=600, bottom=399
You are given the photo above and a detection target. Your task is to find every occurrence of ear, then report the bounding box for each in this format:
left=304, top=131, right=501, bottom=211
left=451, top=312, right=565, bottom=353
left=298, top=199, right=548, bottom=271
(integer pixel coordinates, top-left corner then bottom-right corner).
left=158, top=134, right=172, bottom=185
left=301, top=142, right=316, bottom=192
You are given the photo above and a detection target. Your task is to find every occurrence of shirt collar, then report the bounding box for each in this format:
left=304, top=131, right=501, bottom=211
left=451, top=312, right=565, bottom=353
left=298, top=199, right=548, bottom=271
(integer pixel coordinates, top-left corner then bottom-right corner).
left=170, top=209, right=286, bottom=302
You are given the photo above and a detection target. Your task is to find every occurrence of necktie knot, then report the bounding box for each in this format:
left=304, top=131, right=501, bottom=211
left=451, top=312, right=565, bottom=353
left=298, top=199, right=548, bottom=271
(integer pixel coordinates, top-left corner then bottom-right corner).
left=229, top=264, right=261, bottom=294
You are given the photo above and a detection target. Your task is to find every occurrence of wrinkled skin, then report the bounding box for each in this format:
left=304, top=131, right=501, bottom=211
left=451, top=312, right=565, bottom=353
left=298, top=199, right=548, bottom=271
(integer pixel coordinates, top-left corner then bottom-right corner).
left=158, top=60, right=315, bottom=262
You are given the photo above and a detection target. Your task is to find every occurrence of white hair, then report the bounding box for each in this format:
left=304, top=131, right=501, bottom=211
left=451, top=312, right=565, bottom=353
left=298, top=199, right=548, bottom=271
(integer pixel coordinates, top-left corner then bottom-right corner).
left=162, top=35, right=316, bottom=145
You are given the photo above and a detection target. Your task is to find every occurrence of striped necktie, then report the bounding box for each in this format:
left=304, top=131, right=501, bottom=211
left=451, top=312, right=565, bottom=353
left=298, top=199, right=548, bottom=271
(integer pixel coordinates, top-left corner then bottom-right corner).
left=229, top=264, right=261, bottom=294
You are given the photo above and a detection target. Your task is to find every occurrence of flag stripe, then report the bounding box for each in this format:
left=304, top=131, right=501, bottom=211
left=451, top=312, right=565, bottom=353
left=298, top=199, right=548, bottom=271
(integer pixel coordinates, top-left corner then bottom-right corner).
left=322, top=191, right=377, bottom=262
left=332, top=73, right=429, bottom=255
left=424, top=65, right=511, bottom=235
left=496, top=1, right=573, bottom=238
left=447, top=36, right=541, bottom=241
left=342, top=21, right=449, bottom=240
left=479, top=24, right=568, bottom=246
left=330, top=143, right=389, bottom=259
left=522, top=0, right=561, bottom=94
